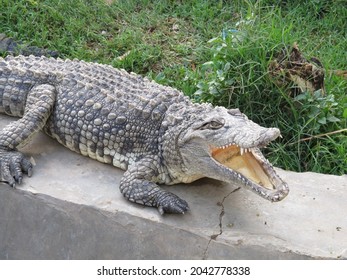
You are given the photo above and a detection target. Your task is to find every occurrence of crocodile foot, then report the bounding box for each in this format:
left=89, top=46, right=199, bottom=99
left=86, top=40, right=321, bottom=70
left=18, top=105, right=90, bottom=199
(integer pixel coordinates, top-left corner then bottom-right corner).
left=156, top=192, right=189, bottom=215
left=0, top=150, right=33, bottom=187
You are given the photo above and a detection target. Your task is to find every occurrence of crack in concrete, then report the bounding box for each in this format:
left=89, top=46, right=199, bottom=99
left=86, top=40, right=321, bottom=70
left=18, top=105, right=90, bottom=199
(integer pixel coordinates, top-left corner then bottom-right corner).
left=202, top=187, right=241, bottom=259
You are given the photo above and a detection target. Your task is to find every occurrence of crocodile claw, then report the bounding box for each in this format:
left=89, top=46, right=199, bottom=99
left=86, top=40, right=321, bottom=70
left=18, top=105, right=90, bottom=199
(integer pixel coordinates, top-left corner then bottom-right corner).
left=157, top=192, right=189, bottom=215
left=0, top=150, right=33, bottom=187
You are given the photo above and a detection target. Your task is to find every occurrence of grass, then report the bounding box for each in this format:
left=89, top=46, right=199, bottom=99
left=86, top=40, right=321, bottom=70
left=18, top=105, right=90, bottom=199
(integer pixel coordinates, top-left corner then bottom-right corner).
left=0, top=0, right=346, bottom=175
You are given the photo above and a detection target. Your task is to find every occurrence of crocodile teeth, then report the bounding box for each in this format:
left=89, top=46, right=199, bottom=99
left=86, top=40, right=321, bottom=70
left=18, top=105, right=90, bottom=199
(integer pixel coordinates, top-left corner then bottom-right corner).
left=220, top=143, right=235, bottom=149
left=217, top=143, right=255, bottom=154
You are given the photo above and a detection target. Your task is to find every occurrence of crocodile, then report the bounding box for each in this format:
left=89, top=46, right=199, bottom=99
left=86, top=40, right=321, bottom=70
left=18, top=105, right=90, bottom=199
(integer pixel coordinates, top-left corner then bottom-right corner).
left=0, top=34, right=59, bottom=58
left=0, top=55, right=289, bottom=214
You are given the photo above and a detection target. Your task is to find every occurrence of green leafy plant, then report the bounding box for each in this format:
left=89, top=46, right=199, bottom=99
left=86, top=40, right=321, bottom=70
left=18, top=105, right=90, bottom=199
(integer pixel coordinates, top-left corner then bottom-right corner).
left=181, top=1, right=347, bottom=175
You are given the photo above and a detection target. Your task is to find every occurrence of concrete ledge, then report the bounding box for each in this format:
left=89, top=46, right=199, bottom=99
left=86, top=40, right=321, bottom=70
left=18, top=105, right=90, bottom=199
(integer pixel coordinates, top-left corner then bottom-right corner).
left=0, top=116, right=346, bottom=259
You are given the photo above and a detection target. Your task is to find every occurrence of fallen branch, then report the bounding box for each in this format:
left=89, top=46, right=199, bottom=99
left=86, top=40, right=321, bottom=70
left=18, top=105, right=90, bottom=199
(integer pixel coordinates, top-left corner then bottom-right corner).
left=329, top=70, right=347, bottom=79
left=289, top=128, right=347, bottom=145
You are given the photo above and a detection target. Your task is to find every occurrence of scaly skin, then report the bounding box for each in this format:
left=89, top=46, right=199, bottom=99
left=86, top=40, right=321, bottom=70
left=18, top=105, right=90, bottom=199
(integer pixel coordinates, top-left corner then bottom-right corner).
left=0, top=55, right=289, bottom=214
left=0, top=34, right=59, bottom=57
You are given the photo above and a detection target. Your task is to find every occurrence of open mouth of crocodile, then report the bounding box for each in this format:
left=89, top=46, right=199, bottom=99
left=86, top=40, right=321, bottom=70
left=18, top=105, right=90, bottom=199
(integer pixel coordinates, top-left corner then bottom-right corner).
left=210, top=143, right=289, bottom=201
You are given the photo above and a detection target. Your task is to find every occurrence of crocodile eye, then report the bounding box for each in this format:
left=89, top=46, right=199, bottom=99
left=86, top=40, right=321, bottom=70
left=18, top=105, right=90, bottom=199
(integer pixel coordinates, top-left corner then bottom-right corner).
left=228, top=108, right=242, bottom=116
left=199, top=119, right=225, bottom=130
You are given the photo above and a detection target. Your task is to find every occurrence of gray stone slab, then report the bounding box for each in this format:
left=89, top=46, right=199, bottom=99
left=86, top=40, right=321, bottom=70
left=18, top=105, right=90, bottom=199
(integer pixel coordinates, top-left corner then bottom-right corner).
left=0, top=115, right=346, bottom=259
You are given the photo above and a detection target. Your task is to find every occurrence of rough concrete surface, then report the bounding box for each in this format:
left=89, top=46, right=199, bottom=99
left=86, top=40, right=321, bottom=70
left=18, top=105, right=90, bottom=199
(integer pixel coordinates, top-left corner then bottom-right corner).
left=0, top=115, right=346, bottom=259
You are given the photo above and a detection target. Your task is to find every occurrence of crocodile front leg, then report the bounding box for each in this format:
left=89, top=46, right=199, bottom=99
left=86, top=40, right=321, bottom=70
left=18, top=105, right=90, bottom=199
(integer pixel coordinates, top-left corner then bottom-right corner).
left=0, top=84, right=55, bottom=186
left=120, top=157, right=189, bottom=215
